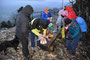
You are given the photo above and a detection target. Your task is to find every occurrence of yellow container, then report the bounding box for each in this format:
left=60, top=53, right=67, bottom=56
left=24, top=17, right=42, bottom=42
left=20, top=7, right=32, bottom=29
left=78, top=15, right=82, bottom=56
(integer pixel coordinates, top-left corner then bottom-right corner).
left=61, top=27, right=65, bottom=39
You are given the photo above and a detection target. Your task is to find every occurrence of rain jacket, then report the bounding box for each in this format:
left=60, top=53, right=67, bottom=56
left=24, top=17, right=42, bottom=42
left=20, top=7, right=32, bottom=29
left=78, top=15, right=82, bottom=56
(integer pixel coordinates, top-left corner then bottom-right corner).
left=16, top=5, right=33, bottom=39
left=67, top=19, right=82, bottom=39
left=31, top=18, right=49, bottom=36
left=66, top=6, right=77, bottom=20
left=41, top=8, right=52, bottom=23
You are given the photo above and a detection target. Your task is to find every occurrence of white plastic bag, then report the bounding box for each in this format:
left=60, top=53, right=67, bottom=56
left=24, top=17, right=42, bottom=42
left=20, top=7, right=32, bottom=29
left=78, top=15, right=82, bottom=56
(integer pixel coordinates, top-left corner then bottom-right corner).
left=38, top=37, right=47, bottom=44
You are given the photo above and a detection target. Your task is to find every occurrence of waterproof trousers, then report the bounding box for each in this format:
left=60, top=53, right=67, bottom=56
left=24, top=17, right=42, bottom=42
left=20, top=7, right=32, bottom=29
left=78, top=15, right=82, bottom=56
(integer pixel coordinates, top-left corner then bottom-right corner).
left=30, top=32, right=40, bottom=48
left=66, top=39, right=79, bottom=53
left=19, top=37, right=29, bottom=58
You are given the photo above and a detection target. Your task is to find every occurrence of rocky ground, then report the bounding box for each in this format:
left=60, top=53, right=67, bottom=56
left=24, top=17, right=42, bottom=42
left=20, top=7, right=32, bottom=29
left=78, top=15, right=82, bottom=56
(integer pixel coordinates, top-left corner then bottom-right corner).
left=0, top=27, right=90, bottom=60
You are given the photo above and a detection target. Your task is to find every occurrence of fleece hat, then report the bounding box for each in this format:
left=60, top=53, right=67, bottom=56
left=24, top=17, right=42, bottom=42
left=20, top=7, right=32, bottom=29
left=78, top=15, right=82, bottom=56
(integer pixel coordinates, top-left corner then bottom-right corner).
left=64, top=18, right=72, bottom=26
left=22, top=5, right=33, bottom=16
left=39, top=19, right=49, bottom=29
left=44, top=8, right=49, bottom=14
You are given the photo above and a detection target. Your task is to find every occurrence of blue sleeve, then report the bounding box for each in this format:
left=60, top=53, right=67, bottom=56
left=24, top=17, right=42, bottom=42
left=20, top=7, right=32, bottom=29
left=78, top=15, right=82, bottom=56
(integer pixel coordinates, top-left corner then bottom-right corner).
left=49, top=12, right=52, bottom=17
left=41, top=12, right=48, bottom=20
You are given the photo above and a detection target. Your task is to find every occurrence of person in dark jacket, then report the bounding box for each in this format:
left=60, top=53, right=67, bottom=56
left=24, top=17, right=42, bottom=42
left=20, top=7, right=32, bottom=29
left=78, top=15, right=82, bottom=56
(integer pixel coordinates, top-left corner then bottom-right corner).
left=64, top=18, right=82, bottom=55
left=16, top=5, right=33, bottom=59
left=30, top=18, right=49, bottom=52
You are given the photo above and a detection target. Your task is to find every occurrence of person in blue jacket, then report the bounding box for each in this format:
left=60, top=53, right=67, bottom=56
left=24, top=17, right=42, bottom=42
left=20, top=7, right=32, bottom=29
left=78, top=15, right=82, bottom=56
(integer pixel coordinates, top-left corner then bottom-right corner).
left=64, top=18, right=83, bottom=55
left=41, top=8, right=52, bottom=23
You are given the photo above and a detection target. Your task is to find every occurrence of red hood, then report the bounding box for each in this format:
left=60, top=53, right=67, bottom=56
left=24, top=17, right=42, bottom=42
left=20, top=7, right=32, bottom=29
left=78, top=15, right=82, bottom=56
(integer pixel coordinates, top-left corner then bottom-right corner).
left=66, top=6, right=74, bottom=12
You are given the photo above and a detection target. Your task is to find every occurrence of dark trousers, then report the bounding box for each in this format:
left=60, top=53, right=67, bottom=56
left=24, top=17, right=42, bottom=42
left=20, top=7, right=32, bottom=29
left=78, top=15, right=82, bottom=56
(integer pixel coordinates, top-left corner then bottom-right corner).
left=30, top=32, right=40, bottom=48
left=20, top=37, right=29, bottom=58
left=66, top=39, right=80, bottom=53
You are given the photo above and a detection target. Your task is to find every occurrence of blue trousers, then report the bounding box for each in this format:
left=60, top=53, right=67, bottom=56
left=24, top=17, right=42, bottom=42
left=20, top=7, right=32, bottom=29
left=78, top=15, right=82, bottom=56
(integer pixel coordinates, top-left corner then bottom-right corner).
left=30, top=32, right=40, bottom=48
left=66, top=39, right=79, bottom=53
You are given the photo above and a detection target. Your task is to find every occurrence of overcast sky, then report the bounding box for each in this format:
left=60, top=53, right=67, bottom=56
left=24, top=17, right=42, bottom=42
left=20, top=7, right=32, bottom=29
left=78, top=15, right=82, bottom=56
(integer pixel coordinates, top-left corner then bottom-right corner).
left=0, top=0, right=75, bottom=21
left=1, top=0, right=70, bottom=9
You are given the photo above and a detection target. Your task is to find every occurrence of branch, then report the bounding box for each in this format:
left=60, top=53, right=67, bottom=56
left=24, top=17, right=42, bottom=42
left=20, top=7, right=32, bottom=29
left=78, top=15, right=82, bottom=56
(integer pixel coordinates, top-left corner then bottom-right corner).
left=69, top=0, right=74, bottom=3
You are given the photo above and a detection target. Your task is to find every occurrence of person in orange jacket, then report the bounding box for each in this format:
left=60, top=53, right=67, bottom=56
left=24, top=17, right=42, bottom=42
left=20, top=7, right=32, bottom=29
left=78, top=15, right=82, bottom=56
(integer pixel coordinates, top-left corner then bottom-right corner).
left=41, top=8, right=52, bottom=23
left=66, top=6, right=77, bottom=20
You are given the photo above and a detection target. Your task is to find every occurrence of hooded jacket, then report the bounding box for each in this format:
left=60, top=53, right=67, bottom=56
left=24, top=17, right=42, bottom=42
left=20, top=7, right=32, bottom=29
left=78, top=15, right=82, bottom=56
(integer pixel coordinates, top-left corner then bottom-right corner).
left=31, top=18, right=49, bottom=36
left=66, top=6, right=77, bottom=20
left=16, top=5, right=33, bottom=39
left=41, top=8, right=52, bottom=23
left=67, top=19, right=82, bottom=39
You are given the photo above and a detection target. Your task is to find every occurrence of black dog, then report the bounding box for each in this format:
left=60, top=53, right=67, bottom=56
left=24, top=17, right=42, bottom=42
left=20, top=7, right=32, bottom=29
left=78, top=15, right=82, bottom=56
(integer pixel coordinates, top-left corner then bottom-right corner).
left=0, top=35, right=19, bottom=54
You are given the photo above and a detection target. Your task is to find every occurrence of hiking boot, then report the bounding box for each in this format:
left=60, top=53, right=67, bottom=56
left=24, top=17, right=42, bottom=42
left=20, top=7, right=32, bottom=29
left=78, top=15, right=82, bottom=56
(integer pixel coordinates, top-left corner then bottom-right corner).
left=24, top=58, right=34, bottom=60
left=37, top=46, right=41, bottom=50
left=66, top=48, right=70, bottom=50
left=24, top=55, right=32, bottom=60
left=30, top=50, right=35, bottom=57
left=66, top=48, right=72, bottom=54
left=71, top=53, right=75, bottom=55
left=32, top=50, right=35, bottom=54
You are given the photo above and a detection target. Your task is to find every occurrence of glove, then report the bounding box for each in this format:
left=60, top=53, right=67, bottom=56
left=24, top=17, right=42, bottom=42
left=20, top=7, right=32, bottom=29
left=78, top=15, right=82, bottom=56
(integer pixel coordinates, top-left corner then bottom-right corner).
left=39, top=34, right=43, bottom=37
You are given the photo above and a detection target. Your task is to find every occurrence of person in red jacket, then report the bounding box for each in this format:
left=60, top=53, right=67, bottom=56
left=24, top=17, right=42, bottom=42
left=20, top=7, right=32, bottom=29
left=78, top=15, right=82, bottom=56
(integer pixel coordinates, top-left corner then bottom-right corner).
left=66, top=6, right=77, bottom=20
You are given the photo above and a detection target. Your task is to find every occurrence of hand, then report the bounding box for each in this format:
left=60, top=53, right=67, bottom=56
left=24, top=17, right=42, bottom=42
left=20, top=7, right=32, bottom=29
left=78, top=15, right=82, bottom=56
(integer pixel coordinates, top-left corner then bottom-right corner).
left=39, top=34, right=43, bottom=37
left=47, top=18, right=50, bottom=20
left=61, top=15, right=64, bottom=18
left=50, top=17, right=52, bottom=20
left=49, top=17, right=52, bottom=22
left=49, top=18, right=51, bottom=22
left=43, top=35, right=46, bottom=37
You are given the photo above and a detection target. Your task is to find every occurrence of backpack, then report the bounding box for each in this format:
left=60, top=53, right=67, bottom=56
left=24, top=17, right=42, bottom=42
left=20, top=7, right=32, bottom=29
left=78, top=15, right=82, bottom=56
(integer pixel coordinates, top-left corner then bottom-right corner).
left=75, top=17, right=87, bottom=32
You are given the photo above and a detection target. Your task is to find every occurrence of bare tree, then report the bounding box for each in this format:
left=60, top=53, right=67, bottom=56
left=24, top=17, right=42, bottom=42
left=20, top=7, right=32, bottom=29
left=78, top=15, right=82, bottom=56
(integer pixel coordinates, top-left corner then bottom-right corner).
left=69, top=0, right=74, bottom=7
